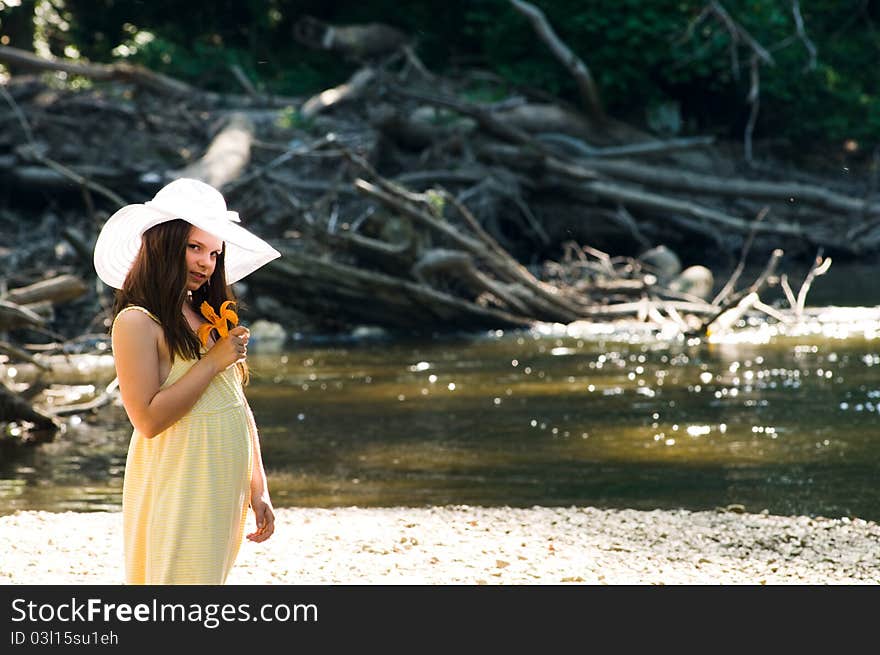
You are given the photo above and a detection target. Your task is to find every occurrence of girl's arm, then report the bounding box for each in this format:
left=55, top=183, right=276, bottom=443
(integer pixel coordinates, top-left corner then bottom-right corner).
left=245, top=402, right=275, bottom=542
left=112, top=309, right=245, bottom=438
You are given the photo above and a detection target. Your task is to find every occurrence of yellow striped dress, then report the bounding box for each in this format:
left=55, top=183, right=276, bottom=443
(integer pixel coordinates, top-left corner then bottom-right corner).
left=115, top=306, right=254, bottom=585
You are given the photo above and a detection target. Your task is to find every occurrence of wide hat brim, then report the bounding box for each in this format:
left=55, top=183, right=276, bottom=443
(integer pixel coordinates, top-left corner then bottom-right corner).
left=94, top=203, right=280, bottom=289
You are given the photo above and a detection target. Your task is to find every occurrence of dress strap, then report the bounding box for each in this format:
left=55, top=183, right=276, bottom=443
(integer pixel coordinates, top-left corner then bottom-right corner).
left=112, top=305, right=161, bottom=332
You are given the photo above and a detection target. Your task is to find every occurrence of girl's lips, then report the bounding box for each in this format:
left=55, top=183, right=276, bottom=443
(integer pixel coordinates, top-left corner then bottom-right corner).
left=190, top=272, right=207, bottom=281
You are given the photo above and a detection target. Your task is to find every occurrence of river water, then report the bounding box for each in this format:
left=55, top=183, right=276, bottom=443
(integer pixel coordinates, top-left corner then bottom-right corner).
left=2, top=301, right=880, bottom=521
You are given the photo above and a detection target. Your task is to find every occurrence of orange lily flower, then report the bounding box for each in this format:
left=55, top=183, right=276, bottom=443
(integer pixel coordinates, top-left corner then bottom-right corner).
left=198, top=300, right=239, bottom=347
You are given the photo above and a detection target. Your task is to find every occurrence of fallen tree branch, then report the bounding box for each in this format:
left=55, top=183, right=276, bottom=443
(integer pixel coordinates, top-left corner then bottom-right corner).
left=537, top=133, right=716, bottom=159
left=15, top=144, right=127, bottom=206
left=5, top=274, right=88, bottom=306
left=0, top=44, right=301, bottom=107
left=579, top=179, right=852, bottom=250
left=0, top=299, right=47, bottom=330
left=353, top=177, right=582, bottom=322
left=0, top=380, right=61, bottom=436
left=698, top=248, right=784, bottom=335
left=301, top=67, right=376, bottom=120
left=0, top=353, right=117, bottom=386
left=170, top=112, right=254, bottom=189
left=0, top=342, right=50, bottom=370
left=293, top=16, right=409, bottom=60
left=388, top=86, right=556, bottom=155
left=795, top=250, right=832, bottom=319
left=249, top=248, right=536, bottom=330
left=712, top=206, right=770, bottom=306
left=576, top=157, right=880, bottom=217
left=509, top=0, right=605, bottom=122
left=45, top=378, right=119, bottom=417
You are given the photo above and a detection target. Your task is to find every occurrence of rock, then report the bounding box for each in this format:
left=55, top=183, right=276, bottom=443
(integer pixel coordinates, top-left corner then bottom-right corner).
left=252, top=294, right=284, bottom=316
left=638, top=245, right=681, bottom=281
left=2, top=506, right=880, bottom=584
left=646, top=101, right=682, bottom=136
left=248, top=319, right=286, bottom=352
left=351, top=325, right=388, bottom=339
left=669, top=265, right=715, bottom=300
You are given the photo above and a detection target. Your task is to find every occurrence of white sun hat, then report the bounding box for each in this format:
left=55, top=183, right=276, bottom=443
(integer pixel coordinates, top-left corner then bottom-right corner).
left=94, top=178, right=280, bottom=289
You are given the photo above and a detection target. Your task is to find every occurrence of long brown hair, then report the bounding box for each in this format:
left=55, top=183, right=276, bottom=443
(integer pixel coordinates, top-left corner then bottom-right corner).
left=112, top=219, right=248, bottom=383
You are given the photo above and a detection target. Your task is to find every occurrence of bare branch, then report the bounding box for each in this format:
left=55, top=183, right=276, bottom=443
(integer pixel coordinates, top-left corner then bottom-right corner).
left=0, top=44, right=300, bottom=107
left=0, top=83, right=35, bottom=144
left=779, top=274, right=798, bottom=309
left=301, top=67, right=376, bottom=120
left=508, top=0, right=605, bottom=122
left=16, top=144, right=127, bottom=207
left=744, top=55, right=760, bottom=163
left=791, top=0, right=818, bottom=71
left=795, top=250, right=832, bottom=318
left=708, top=2, right=775, bottom=66
left=712, top=206, right=770, bottom=306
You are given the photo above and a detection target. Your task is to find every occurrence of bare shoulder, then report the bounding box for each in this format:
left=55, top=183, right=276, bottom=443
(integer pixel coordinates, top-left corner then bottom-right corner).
left=112, top=309, right=162, bottom=352
left=112, top=307, right=161, bottom=332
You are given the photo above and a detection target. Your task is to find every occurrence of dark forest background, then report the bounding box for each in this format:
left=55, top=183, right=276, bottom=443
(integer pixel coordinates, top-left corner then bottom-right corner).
left=2, top=0, right=880, bottom=343
left=2, top=0, right=879, bottom=170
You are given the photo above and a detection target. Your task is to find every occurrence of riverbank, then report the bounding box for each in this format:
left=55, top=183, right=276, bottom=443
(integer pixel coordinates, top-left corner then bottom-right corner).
left=1, top=506, right=878, bottom=584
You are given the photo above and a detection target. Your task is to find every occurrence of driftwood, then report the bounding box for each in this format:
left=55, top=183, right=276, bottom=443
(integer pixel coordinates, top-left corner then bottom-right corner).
left=42, top=378, right=119, bottom=417
left=0, top=342, right=50, bottom=370
left=4, top=274, right=88, bottom=306
left=0, top=34, right=861, bottom=342
left=0, top=299, right=46, bottom=330
left=581, top=158, right=880, bottom=220
left=293, top=16, right=409, bottom=61
left=0, top=268, right=107, bottom=439
left=0, top=354, right=117, bottom=386
left=301, top=68, right=376, bottom=120
left=495, top=103, right=597, bottom=141
left=170, top=112, right=254, bottom=189
left=0, top=44, right=301, bottom=108
left=0, top=350, right=112, bottom=442
left=0, top=7, right=868, bottom=446
left=0, top=16, right=869, bottom=339
left=509, top=0, right=605, bottom=122
left=249, top=249, right=535, bottom=330
left=0, top=381, right=61, bottom=440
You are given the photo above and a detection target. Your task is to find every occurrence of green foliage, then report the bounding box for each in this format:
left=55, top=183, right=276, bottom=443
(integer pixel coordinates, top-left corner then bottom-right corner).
left=464, top=0, right=691, bottom=116
left=57, top=0, right=356, bottom=96
left=275, top=105, right=313, bottom=131
left=459, top=81, right=509, bottom=105
left=8, top=0, right=879, bottom=151
left=423, top=189, right=446, bottom=217
left=664, top=0, right=880, bottom=146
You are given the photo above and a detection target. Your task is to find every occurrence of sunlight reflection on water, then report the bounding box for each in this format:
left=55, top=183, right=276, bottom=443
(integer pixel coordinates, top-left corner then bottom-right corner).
left=3, top=306, right=880, bottom=519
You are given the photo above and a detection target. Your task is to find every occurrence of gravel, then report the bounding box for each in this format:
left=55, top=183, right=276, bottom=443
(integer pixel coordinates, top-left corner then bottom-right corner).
left=1, top=506, right=878, bottom=584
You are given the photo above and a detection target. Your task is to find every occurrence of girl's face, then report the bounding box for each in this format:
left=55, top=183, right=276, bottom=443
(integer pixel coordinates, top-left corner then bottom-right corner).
left=185, top=226, right=223, bottom=292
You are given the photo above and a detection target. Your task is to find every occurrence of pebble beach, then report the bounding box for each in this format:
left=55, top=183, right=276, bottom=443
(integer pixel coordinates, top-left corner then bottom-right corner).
left=1, top=506, right=878, bottom=585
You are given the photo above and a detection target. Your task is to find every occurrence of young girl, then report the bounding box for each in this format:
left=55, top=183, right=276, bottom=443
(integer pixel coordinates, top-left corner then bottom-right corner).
left=94, top=178, right=281, bottom=584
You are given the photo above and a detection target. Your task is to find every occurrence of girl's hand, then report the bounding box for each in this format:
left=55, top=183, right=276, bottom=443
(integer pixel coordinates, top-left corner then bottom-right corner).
left=247, top=494, right=275, bottom=542
left=204, top=325, right=250, bottom=372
